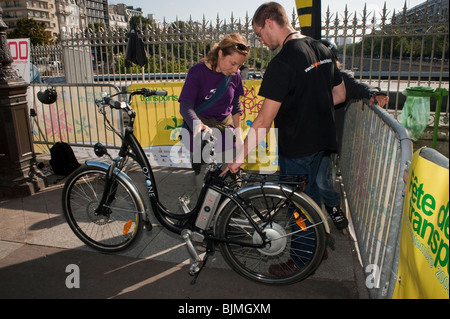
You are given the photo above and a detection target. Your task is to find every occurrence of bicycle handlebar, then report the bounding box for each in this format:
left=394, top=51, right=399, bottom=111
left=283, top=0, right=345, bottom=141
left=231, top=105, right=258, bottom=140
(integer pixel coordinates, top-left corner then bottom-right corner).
left=97, top=89, right=168, bottom=110
left=137, top=88, right=168, bottom=97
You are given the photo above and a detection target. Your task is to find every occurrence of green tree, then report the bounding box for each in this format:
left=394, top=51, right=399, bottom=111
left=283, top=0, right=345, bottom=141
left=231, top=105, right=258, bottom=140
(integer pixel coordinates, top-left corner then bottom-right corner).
left=129, top=16, right=153, bottom=29
left=7, top=18, right=52, bottom=45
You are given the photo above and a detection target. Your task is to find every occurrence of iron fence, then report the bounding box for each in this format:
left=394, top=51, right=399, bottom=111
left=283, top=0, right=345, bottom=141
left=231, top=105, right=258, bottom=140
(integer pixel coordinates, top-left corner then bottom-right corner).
left=30, top=4, right=449, bottom=125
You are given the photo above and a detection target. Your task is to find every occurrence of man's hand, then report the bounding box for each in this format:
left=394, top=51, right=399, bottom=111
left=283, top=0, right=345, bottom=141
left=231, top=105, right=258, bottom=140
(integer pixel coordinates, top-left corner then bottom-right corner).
left=222, top=160, right=244, bottom=176
left=369, top=93, right=389, bottom=108
left=375, top=94, right=389, bottom=108
left=221, top=97, right=281, bottom=177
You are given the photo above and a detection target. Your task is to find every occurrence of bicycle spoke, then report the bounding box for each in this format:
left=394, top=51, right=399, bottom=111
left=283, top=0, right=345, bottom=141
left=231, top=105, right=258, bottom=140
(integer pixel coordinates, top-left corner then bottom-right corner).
left=218, top=186, right=326, bottom=284
left=63, top=167, right=142, bottom=252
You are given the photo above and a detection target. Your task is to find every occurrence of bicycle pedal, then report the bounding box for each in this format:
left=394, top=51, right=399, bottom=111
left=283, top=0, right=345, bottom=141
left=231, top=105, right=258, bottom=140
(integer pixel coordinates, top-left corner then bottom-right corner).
left=189, top=260, right=203, bottom=276
left=178, top=195, right=191, bottom=214
left=190, top=249, right=213, bottom=285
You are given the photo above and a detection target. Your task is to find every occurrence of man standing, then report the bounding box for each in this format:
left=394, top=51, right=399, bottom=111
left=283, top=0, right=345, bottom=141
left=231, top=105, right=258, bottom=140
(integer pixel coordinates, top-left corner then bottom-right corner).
left=224, top=2, right=348, bottom=229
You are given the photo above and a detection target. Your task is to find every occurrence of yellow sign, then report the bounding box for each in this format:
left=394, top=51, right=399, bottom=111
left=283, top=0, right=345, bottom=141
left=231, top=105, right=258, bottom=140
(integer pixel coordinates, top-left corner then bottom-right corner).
left=129, top=81, right=278, bottom=172
left=393, top=149, right=449, bottom=299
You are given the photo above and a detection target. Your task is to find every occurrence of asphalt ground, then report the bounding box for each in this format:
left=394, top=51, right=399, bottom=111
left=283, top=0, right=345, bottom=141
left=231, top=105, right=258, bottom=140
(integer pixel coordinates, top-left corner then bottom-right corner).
left=0, top=160, right=370, bottom=305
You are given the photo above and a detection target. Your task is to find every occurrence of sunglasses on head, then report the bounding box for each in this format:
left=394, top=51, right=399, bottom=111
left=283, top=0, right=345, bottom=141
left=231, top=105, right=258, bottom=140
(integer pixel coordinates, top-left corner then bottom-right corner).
left=221, top=43, right=250, bottom=52
left=235, top=43, right=250, bottom=51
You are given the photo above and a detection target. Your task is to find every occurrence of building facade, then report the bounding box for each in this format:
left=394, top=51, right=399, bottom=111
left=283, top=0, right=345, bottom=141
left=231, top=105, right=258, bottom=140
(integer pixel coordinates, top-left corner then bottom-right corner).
left=85, top=0, right=108, bottom=26
left=1, top=0, right=144, bottom=39
left=1, top=0, right=59, bottom=37
left=57, top=0, right=87, bottom=35
left=398, top=0, right=449, bottom=22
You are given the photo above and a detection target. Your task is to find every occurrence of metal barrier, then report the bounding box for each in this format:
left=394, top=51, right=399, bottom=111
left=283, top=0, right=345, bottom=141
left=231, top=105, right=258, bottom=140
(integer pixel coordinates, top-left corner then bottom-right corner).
left=30, top=83, right=122, bottom=152
left=419, top=143, right=450, bottom=169
left=339, top=99, right=413, bottom=298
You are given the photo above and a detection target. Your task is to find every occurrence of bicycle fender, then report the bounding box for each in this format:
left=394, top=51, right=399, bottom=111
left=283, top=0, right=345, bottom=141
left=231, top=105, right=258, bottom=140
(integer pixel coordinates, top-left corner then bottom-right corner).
left=85, top=161, right=148, bottom=219
left=216, top=183, right=330, bottom=234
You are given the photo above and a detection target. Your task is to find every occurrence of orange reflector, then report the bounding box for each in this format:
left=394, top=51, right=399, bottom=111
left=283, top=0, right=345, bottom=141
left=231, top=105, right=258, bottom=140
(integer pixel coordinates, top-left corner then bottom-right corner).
left=293, top=212, right=307, bottom=231
left=123, top=220, right=132, bottom=235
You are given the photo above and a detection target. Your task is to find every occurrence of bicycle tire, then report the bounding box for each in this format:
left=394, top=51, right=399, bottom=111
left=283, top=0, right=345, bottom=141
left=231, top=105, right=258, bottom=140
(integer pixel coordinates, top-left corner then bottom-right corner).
left=62, top=165, right=143, bottom=252
left=215, top=185, right=326, bottom=285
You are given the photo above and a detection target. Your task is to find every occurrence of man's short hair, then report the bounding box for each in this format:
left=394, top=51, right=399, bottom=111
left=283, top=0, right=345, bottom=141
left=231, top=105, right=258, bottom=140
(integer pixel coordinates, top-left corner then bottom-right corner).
left=252, top=2, right=290, bottom=28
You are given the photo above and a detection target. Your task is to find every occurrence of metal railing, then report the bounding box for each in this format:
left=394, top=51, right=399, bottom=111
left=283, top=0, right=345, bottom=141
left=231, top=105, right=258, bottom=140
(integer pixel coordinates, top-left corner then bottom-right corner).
left=339, top=99, right=413, bottom=298
left=30, top=4, right=449, bottom=125
left=30, top=84, right=122, bottom=151
left=323, top=4, right=449, bottom=126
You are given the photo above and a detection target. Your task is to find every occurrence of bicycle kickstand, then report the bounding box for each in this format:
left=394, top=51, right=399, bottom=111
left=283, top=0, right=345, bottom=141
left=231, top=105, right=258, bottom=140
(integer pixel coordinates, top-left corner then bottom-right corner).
left=190, top=240, right=215, bottom=285
left=181, top=229, right=215, bottom=285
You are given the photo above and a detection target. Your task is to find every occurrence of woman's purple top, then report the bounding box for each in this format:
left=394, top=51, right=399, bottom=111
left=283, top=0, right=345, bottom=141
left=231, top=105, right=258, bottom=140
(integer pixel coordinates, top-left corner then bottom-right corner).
left=178, top=62, right=244, bottom=131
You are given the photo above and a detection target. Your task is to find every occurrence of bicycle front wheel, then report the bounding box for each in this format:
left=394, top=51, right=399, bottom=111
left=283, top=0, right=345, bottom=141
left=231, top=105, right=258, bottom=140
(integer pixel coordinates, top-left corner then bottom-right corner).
left=215, top=185, right=327, bottom=285
left=62, top=165, right=143, bottom=252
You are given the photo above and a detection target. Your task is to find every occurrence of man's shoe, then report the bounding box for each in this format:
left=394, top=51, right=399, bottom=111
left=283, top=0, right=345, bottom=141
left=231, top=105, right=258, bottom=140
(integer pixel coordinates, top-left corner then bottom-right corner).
left=326, top=206, right=348, bottom=230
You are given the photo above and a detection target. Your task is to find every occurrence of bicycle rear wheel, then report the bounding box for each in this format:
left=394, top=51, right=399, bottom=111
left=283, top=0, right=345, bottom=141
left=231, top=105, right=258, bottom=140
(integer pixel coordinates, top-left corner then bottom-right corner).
left=62, top=165, right=143, bottom=252
left=215, top=185, right=326, bottom=285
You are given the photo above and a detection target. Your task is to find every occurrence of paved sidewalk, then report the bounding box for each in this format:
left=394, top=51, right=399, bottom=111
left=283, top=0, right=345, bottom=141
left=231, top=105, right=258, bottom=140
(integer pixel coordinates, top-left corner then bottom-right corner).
left=0, top=160, right=370, bottom=300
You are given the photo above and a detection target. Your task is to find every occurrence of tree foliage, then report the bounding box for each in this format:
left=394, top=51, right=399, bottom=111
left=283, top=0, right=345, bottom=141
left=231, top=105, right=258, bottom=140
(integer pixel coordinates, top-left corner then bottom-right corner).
left=7, top=18, right=52, bottom=45
left=344, top=24, right=449, bottom=60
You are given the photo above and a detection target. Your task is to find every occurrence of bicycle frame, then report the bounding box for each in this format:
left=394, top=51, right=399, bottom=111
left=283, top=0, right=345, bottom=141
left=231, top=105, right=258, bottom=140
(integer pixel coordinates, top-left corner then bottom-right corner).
left=91, top=94, right=269, bottom=245
left=90, top=89, right=330, bottom=253
left=63, top=89, right=333, bottom=284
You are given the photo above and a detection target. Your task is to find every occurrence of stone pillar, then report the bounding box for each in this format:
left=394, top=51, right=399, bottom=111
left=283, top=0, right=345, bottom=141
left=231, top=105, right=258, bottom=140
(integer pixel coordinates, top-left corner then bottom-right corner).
left=0, top=6, right=47, bottom=198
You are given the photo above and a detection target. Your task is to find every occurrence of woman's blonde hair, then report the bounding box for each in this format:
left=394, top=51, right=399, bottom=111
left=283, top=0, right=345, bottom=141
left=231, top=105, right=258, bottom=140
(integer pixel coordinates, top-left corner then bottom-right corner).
left=203, top=33, right=249, bottom=72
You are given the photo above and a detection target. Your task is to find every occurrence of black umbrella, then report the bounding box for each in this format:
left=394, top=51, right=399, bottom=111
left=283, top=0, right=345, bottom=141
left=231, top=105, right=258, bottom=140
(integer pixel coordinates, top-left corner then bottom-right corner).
left=125, top=25, right=148, bottom=68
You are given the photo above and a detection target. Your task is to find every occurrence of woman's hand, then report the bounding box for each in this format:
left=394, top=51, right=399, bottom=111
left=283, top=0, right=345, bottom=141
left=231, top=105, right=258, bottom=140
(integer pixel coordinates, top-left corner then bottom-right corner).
left=193, top=122, right=212, bottom=138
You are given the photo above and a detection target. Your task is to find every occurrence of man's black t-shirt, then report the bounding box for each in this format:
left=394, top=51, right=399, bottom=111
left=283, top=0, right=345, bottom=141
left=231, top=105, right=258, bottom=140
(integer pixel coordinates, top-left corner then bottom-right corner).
left=259, top=36, right=342, bottom=158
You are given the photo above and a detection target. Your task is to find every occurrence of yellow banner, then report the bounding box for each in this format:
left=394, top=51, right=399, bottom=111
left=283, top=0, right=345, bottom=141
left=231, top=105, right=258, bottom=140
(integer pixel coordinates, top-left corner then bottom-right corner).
left=129, top=81, right=278, bottom=172
left=393, top=149, right=449, bottom=299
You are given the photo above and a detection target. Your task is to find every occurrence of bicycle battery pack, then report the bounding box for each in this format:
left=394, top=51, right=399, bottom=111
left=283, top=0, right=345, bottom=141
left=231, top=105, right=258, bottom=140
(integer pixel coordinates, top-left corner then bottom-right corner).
left=195, top=188, right=221, bottom=230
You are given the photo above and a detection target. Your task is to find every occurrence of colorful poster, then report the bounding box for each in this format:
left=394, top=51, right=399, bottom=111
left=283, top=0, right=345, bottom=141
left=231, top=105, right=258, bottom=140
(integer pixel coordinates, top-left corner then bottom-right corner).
left=393, top=149, right=449, bottom=298
left=129, top=81, right=278, bottom=172
left=32, top=85, right=120, bottom=150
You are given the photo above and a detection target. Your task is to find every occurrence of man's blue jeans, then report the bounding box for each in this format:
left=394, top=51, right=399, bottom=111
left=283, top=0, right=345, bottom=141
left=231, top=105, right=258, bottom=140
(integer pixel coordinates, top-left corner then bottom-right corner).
left=278, top=151, right=324, bottom=206
left=316, top=154, right=341, bottom=208
left=278, top=152, right=324, bottom=268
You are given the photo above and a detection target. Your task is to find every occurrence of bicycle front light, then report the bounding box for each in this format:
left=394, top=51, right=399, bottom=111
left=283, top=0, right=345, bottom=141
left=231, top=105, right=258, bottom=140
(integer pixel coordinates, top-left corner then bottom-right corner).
left=94, top=143, right=108, bottom=157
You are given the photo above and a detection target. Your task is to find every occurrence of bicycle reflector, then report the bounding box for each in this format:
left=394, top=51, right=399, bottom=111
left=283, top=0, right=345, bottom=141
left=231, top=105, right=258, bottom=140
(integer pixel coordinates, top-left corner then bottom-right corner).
left=123, top=220, right=133, bottom=235
left=293, top=212, right=307, bottom=231
left=37, top=88, right=58, bottom=104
